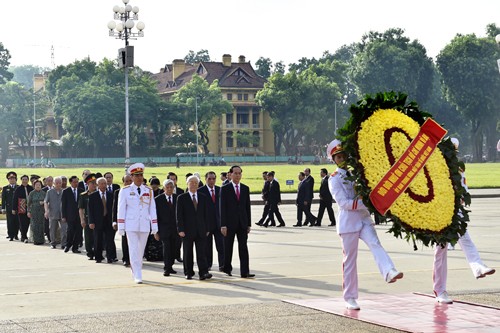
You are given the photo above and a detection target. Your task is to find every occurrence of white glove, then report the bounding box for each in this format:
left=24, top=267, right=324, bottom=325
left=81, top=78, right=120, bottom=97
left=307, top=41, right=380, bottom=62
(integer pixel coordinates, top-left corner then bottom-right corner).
left=118, top=229, right=125, bottom=236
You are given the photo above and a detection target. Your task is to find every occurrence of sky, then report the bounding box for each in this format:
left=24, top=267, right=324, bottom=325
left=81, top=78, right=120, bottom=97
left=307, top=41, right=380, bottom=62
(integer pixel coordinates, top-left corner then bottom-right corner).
left=3, top=0, right=500, bottom=74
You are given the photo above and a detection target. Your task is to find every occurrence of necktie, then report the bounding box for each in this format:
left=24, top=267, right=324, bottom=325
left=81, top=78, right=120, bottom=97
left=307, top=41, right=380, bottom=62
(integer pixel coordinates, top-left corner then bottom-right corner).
left=211, top=188, right=215, bottom=203
left=102, top=192, right=107, bottom=216
left=108, top=185, right=112, bottom=192
left=235, top=185, right=240, bottom=201
left=168, top=196, right=172, bottom=206
left=74, top=188, right=77, bottom=202
left=192, top=194, right=197, bottom=210
left=24, top=186, right=28, bottom=198
left=137, top=187, right=141, bottom=195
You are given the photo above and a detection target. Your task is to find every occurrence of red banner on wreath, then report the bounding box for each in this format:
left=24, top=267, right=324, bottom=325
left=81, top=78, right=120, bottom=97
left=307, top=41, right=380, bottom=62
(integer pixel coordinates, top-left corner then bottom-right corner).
left=369, top=118, right=447, bottom=215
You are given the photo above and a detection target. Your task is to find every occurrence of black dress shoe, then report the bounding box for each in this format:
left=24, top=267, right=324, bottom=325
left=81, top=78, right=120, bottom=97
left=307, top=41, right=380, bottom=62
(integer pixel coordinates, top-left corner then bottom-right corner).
left=123, top=261, right=130, bottom=267
left=328, top=223, right=336, bottom=227
left=241, top=274, right=255, bottom=278
left=14, top=236, right=19, bottom=240
left=223, top=270, right=232, bottom=276
left=51, top=245, right=56, bottom=249
left=96, top=259, right=102, bottom=263
left=200, top=273, right=213, bottom=280
left=113, top=258, right=119, bottom=262
left=309, top=223, right=316, bottom=227
left=293, top=223, right=302, bottom=227
left=72, top=249, right=82, bottom=253
left=255, top=222, right=263, bottom=226
left=277, top=223, right=285, bottom=227
left=262, top=223, right=268, bottom=228
left=176, top=257, right=183, bottom=263
left=163, top=271, right=170, bottom=277
left=218, top=267, right=225, bottom=272
left=64, top=247, right=70, bottom=253
left=9, top=238, right=13, bottom=241
left=169, top=268, right=177, bottom=274
left=107, top=259, right=113, bottom=264
left=185, top=275, right=193, bottom=280
left=88, top=257, right=94, bottom=260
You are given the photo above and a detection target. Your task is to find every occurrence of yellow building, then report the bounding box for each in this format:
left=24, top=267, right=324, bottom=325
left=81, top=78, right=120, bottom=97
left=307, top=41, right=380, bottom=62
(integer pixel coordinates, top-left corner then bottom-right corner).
left=152, top=54, right=274, bottom=156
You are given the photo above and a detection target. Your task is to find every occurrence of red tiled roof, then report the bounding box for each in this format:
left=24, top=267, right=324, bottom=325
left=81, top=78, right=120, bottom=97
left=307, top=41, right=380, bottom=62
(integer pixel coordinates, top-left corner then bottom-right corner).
left=152, top=59, right=266, bottom=95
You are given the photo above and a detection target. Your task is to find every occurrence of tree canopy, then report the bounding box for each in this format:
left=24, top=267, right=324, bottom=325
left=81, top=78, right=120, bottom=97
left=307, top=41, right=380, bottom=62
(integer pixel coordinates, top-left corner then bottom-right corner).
left=0, top=42, right=13, bottom=84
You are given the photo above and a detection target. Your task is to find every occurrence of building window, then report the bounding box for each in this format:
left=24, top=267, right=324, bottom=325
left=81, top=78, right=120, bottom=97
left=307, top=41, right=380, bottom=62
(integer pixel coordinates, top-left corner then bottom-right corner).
left=252, top=112, right=259, bottom=128
left=243, top=94, right=248, bottom=101
left=237, top=93, right=243, bottom=101
left=227, top=93, right=232, bottom=100
left=236, top=107, right=249, bottom=128
left=253, top=131, right=260, bottom=148
left=226, top=131, right=233, bottom=148
left=226, top=112, right=233, bottom=127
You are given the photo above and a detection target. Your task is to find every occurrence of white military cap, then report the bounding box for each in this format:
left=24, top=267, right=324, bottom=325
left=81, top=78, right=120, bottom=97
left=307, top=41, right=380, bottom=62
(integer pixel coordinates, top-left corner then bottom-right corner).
left=127, top=163, right=145, bottom=175
left=326, top=139, right=344, bottom=161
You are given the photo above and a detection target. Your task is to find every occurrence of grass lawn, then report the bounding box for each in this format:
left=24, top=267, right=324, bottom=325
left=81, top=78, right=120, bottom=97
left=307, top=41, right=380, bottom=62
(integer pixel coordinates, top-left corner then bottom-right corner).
left=1, top=162, right=498, bottom=193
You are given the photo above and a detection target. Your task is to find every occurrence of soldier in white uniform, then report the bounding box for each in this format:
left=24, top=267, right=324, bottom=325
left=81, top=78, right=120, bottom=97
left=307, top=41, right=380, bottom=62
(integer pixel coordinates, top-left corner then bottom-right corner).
left=433, top=138, right=495, bottom=304
left=117, top=163, right=158, bottom=284
left=326, top=139, right=403, bottom=310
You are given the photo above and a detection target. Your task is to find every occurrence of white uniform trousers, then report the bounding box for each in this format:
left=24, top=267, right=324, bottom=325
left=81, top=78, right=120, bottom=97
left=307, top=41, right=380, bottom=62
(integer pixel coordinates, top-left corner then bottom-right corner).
left=340, top=223, right=396, bottom=300
left=433, top=230, right=484, bottom=295
left=126, top=231, right=149, bottom=281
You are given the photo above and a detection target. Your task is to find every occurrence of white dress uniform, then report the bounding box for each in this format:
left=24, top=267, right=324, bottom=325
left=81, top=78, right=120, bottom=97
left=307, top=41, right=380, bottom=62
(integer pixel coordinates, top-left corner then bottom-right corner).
left=433, top=170, right=495, bottom=297
left=117, top=179, right=158, bottom=283
left=329, top=167, right=398, bottom=301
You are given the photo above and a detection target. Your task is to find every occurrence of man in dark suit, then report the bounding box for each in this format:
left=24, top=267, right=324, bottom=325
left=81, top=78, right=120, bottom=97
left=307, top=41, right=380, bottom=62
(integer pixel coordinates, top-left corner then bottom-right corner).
left=2, top=171, right=18, bottom=241
left=88, top=177, right=115, bottom=263
left=220, top=165, right=254, bottom=278
left=112, top=174, right=132, bottom=267
left=302, top=167, right=316, bottom=226
left=154, top=179, right=178, bottom=276
left=62, top=176, right=83, bottom=253
left=315, top=168, right=336, bottom=227
left=104, top=172, right=120, bottom=193
left=293, top=172, right=306, bottom=227
left=176, top=175, right=212, bottom=281
left=263, top=171, right=285, bottom=227
left=255, top=171, right=270, bottom=226
left=168, top=172, right=184, bottom=263
left=197, top=171, right=223, bottom=271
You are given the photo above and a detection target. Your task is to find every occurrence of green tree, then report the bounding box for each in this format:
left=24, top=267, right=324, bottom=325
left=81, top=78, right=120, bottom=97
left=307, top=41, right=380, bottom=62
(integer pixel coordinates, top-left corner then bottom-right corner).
left=274, top=61, right=285, bottom=75
left=172, top=75, right=232, bottom=155
left=437, top=31, right=500, bottom=162
left=184, top=49, right=211, bottom=65
left=255, top=57, right=272, bottom=78
left=0, top=42, right=13, bottom=84
left=256, top=70, right=340, bottom=155
left=350, top=28, right=434, bottom=104
left=9, top=65, right=51, bottom=89
left=0, top=82, right=50, bottom=158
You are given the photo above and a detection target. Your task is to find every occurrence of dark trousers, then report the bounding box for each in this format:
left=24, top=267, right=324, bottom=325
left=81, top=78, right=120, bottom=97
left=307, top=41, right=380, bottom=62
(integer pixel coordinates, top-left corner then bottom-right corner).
left=66, top=218, right=83, bottom=251
left=316, top=200, right=336, bottom=225
left=44, top=218, right=50, bottom=242
left=94, top=224, right=115, bottom=261
left=6, top=211, right=19, bottom=239
left=223, top=226, right=249, bottom=275
left=121, top=235, right=130, bottom=263
left=266, top=203, right=285, bottom=226
left=296, top=203, right=304, bottom=224
left=161, top=235, right=177, bottom=271
left=18, top=214, right=30, bottom=241
left=175, top=235, right=182, bottom=260
left=206, top=230, right=225, bottom=269
left=182, top=235, right=208, bottom=276
left=84, top=224, right=95, bottom=259
left=303, top=202, right=316, bottom=225
left=258, top=204, right=270, bottom=224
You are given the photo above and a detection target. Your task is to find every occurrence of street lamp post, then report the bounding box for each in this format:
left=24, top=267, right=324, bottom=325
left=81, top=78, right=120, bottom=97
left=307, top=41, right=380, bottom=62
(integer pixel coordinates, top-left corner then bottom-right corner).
left=496, top=34, right=500, bottom=75
left=334, top=100, right=341, bottom=136
left=195, top=98, right=199, bottom=165
left=107, top=0, right=145, bottom=165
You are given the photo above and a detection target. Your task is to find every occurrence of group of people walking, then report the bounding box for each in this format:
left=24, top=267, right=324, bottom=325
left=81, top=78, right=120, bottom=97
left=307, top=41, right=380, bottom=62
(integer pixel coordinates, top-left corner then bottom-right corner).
left=1, top=147, right=496, bottom=309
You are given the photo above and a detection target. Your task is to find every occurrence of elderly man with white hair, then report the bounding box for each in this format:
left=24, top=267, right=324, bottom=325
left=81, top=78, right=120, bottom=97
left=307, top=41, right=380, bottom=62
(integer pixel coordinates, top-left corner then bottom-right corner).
left=44, top=176, right=66, bottom=249
left=154, top=179, right=179, bottom=277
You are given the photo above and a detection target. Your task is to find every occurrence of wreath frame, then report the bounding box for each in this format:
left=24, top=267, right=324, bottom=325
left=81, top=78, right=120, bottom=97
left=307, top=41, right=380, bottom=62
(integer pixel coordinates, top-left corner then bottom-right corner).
left=338, top=91, right=469, bottom=249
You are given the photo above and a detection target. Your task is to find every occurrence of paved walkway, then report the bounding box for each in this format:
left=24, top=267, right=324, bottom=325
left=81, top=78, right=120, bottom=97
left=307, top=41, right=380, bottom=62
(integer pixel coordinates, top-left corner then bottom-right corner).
left=0, top=193, right=498, bottom=332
